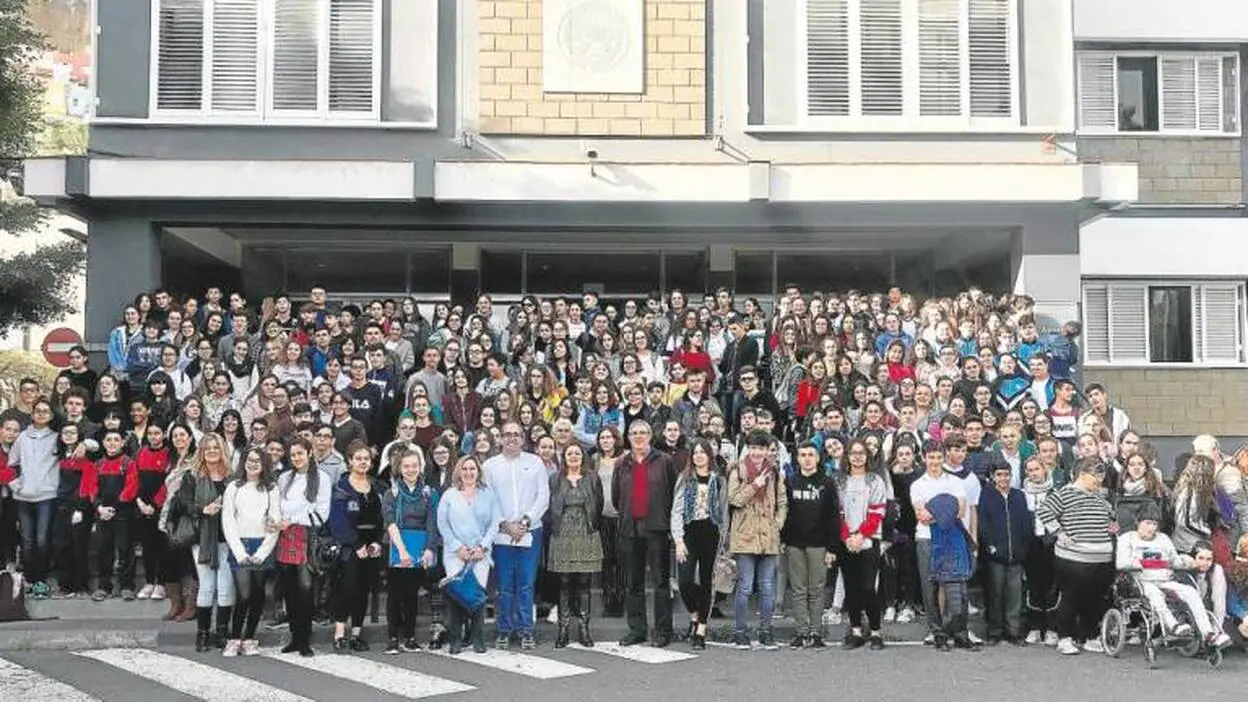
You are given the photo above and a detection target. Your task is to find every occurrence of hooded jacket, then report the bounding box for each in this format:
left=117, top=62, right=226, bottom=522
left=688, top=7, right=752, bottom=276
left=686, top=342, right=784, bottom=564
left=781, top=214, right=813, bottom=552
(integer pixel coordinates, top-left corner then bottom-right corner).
left=10, top=425, right=59, bottom=503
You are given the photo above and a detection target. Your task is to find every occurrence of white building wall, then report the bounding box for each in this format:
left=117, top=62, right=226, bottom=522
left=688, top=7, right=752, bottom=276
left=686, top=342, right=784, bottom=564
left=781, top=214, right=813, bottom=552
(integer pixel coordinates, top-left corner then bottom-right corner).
left=1074, top=0, right=1248, bottom=42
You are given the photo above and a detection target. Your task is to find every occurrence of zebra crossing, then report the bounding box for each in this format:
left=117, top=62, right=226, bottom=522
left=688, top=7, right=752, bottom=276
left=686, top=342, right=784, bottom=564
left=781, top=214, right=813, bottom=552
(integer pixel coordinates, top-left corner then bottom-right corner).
left=0, top=640, right=698, bottom=701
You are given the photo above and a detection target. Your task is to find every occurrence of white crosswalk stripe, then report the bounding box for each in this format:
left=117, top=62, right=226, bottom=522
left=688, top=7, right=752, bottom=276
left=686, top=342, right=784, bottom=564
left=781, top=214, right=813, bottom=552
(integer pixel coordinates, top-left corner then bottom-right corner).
left=76, top=648, right=315, bottom=702
left=0, top=658, right=102, bottom=701
left=426, top=646, right=594, bottom=679
left=261, top=648, right=475, bottom=699
left=566, top=642, right=697, bottom=663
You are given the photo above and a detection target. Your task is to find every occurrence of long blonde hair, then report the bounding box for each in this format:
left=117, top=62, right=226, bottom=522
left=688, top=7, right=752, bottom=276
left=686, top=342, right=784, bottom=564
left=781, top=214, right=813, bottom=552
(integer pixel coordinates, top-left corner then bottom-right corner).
left=193, top=432, right=233, bottom=480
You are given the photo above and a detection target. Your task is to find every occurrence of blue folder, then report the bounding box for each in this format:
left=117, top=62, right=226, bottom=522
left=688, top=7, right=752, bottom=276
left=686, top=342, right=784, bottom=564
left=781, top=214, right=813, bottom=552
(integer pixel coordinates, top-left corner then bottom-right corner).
left=389, top=530, right=429, bottom=567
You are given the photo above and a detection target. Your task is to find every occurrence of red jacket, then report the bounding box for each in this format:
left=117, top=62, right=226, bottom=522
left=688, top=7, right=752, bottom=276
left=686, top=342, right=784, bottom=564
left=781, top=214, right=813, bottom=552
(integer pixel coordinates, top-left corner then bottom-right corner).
left=671, top=349, right=715, bottom=383
left=133, top=445, right=171, bottom=507
left=795, top=379, right=822, bottom=418
left=79, top=454, right=138, bottom=508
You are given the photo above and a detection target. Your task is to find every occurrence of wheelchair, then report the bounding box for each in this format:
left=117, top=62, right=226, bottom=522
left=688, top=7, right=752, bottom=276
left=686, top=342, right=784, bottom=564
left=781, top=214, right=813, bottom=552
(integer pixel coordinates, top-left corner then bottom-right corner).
left=1099, top=571, right=1224, bottom=668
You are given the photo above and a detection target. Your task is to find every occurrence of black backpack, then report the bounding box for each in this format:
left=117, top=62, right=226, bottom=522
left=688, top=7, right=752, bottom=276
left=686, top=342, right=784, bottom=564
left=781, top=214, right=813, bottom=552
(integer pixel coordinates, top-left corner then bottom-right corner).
left=0, top=570, right=30, bottom=622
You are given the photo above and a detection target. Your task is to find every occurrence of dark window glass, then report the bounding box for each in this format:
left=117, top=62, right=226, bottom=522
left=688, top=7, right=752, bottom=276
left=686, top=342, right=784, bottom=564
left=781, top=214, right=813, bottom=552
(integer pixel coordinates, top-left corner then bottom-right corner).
left=526, top=252, right=660, bottom=295
left=734, top=252, right=773, bottom=295
left=1148, top=285, right=1192, bottom=363
left=664, top=251, right=707, bottom=295
left=286, top=249, right=411, bottom=293
left=481, top=250, right=523, bottom=294
left=1117, top=57, right=1159, bottom=131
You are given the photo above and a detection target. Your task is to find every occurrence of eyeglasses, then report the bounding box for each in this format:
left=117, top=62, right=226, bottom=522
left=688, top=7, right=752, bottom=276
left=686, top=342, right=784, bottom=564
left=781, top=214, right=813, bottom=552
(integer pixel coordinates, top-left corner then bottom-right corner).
left=502, top=431, right=523, bottom=438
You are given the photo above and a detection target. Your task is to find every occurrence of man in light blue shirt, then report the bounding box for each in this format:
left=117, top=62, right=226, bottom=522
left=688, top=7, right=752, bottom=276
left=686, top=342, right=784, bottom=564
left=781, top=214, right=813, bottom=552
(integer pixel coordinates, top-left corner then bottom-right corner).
left=483, top=421, right=550, bottom=650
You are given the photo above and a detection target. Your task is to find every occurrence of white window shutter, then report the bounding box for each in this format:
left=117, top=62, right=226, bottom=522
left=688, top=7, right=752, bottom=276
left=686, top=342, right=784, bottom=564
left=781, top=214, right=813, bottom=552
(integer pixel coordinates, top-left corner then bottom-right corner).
left=917, top=0, right=961, bottom=116
left=209, top=0, right=260, bottom=113
left=1107, top=285, right=1148, bottom=363
left=1196, top=56, right=1222, bottom=132
left=1196, top=284, right=1244, bottom=363
left=806, top=0, right=851, bottom=116
left=859, top=0, right=903, bottom=115
left=1082, top=284, right=1111, bottom=364
left=155, top=0, right=205, bottom=111
left=1077, top=54, right=1116, bottom=131
left=327, top=0, right=378, bottom=114
left=272, top=0, right=322, bottom=112
left=1161, top=57, right=1197, bottom=131
left=967, top=0, right=1010, bottom=117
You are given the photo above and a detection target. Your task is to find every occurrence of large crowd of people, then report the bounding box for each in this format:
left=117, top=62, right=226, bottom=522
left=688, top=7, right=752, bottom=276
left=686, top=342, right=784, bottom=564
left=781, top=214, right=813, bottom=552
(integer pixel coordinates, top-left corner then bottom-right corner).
left=0, top=282, right=1246, bottom=662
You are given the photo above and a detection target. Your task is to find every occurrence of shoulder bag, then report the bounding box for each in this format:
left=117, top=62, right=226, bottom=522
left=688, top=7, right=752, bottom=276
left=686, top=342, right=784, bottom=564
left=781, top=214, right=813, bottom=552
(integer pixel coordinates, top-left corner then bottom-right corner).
left=711, top=513, right=737, bottom=595
left=307, top=511, right=340, bottom=575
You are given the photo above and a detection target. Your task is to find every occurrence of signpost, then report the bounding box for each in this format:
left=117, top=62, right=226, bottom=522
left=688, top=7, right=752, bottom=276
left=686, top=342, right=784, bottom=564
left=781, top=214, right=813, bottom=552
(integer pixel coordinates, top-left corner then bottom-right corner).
left=41, top=327, right=83, bottom=367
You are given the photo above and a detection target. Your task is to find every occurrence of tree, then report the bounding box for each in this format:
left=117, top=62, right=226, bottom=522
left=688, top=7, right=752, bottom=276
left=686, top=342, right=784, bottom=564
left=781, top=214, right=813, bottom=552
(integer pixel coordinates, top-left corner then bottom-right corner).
left=0, top=0, right=86, bottom=339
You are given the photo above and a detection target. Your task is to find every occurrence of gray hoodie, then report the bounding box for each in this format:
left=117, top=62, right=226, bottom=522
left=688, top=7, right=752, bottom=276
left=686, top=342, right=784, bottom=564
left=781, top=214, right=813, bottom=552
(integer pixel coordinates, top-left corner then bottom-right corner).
left=315, top=450, right=347, bottom=483
left=11, top=425, right=59, bottom=503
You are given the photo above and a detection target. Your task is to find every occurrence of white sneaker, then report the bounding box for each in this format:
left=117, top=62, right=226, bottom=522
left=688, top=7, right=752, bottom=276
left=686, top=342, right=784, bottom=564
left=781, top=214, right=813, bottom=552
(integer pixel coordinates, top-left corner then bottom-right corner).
left=1024, top=630, right=1042, bottom=645
left=222, top=639, right=242, bottom=658
left=1043, top=631, right=1060, bottom=647
left=822, top=608, right=842, bottom=626
left=1056, top=637, right=1079, bottom=655
left=546, top=606, right=559, bottom=625
left=923, top=633, right=935, bottom=644
left=1083, top=639, right=1105, bottom=653
left=882, top=607, right=896, bottom=623
left=967, top=603, right=981, bottom=616
left=135, top=584, right=154, bottom=600
left=241, top=640, right=261, bottom=656
left=150, top=585, right=166, bottom=601
left=1211, top=632, right=1232, bottom=649
left=967, top=631, right=983, bottom=644
left=896, top=607, right=915, bottom=624
left=1171, top=623, right=1193, bottom=637
left=1127, top=633, right=1143, bottom=645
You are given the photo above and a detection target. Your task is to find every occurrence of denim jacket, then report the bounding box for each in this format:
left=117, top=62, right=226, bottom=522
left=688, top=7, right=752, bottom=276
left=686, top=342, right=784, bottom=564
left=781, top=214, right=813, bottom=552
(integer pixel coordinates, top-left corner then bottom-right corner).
left=669, top=470, right=728, bottom=542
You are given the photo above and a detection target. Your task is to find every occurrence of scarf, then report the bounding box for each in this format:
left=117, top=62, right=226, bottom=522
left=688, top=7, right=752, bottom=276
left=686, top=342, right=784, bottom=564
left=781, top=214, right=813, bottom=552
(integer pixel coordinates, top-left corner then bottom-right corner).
left=740, top=453, right=777, bottom=505
left=1120, top=474, right=1148, bottom=497
left=225, top=355, right=255, bottom=378
left=1023, top=474, right=1053, bottom=498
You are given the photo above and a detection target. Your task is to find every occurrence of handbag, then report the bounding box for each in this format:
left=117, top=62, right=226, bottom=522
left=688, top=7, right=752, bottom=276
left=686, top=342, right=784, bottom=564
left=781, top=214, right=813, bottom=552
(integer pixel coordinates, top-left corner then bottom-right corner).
left=440, top=564, right=487, bottom=613
left=711, top=517, right=737, bottom=595
left=166, top=499, right=197, bottom=549
left=307, top=512, right=340, bottom=575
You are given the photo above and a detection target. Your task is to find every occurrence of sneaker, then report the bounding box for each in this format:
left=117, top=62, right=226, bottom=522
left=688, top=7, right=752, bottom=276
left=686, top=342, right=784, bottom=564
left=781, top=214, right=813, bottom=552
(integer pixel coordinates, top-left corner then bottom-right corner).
left=1127, top=633, right=1143, bottom=646
left=32, top=582, right=52, bottom=600
left=121, top=589, right=136, bottom=602
left=923, top=633, right=936, bottom=645
left=789, top=635, right=806, bottom=649
left=758, top=631, right=779, bottom=651
left=136, top=584, right=154, bottom=600
left=384, top=638, right=402, bottom=655
left=967, top=603, right=981, bottom=616
left=222, top=639, right=242, bottom=658
left=896, top=607, right=915, bottom=624
left=1171, top=623, right=1193, bottom=637
left=348, top=635, right=369, bottom=652
left=332, top=637, right=350, bottom=653
left=520, top=634, right=536, bottom=650
left=808, top=635, right=826, bottom=649
left=150, top=585, right=166, bottom=600
left=496, top=634, right=511, bottom=650
left=841, top=631, right=865, bottom=650
left=882, top=607, right=896, bottom=623
left=868, top=634, right=885, bottom=651
left=546, top=606, right=559, bottom=625
left=732, top=633, right=752, bottom=650
left=1056, top=637, right=1079, bottom=655
left=241, top=640, right=261, bottom=657
left=1024, top=630, right=1042, bottom=645
left=91, top=589, right=109, bottom=602
left=52, top=587, right=74, bottom=599
left=822, top=608, right=842, bottom=626
left=402, top=637, right=422, bottom=652
left=1043, top=631, right=1060, bottom=647
left=1082, top=639, right=1105, bottom=654
left=1211, top=632, right=1232, bottom=649
left=967, top=631, right=983, bottom=644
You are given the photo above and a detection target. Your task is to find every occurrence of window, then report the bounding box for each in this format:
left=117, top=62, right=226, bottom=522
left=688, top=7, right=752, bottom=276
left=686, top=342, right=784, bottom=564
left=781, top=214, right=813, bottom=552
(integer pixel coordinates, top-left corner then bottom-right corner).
left=151, top=0, right=381, bottom=121
left=1082, top=281, right=1246, bottom=366
left=800, top=0, right=1017, bottom=130
left=1078, top=52, right=1240, bottom=135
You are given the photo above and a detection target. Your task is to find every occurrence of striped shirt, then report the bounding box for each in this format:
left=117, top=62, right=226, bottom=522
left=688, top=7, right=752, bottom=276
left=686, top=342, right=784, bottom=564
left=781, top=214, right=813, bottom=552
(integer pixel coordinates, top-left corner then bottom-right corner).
left=1037, top=482, right=1115, bottom=563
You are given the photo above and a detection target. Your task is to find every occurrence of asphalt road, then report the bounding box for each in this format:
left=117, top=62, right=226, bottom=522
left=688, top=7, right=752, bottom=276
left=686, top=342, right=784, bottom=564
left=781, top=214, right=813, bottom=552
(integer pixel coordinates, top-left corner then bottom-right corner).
left=0, top=637, right=1242, bottom=702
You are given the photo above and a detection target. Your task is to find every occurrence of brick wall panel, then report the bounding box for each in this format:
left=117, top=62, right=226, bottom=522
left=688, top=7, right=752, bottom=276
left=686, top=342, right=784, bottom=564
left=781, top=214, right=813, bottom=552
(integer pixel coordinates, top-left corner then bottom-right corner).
left=1083, top=368, right=1248, bottom=437
left=1078, top=137, right=1243, bottom=204
left=477, top=0, right=708, bottom=136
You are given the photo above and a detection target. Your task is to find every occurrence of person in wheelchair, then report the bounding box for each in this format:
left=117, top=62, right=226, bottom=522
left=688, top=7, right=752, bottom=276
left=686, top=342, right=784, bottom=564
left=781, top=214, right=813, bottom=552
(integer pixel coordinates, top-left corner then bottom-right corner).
left=1115, top=505, right=1232, bottom=649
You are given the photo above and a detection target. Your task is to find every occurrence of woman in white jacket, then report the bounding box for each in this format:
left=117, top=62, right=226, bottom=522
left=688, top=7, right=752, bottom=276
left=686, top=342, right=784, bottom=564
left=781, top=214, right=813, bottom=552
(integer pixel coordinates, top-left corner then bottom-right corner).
left=275, top=437, right=331, bottom=656
left=220, top=447, right=281, bottom=657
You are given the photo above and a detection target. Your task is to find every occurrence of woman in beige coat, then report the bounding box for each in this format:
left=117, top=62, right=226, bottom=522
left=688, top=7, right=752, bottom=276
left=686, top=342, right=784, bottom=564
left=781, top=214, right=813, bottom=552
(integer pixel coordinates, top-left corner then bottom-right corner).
left=727, top=430, right=788, bottom=651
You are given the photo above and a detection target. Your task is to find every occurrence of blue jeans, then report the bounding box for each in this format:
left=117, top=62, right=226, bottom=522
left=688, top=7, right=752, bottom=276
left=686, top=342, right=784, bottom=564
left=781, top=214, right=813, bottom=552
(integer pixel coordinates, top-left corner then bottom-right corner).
left=733, top=553, right=778, bottom=636
left=494, top=528, right=542, bottom=636
left=17, top=499, right=56, bottom=583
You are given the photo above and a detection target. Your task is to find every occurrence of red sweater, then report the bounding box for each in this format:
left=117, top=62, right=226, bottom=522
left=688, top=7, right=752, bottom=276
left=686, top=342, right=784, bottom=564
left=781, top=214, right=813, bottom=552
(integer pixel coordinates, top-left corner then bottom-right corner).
left=671, top=349, right=715, bottom=383
left=0, top=448, right=14, bottom=487
left=795, top=379, right=822, bottom=418
left=133, top=445, right=171, bottom=507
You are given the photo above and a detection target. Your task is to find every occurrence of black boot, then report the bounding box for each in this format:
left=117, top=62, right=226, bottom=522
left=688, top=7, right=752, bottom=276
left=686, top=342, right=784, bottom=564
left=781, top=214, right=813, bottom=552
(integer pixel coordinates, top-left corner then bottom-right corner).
left=447, top=606, right=463, bottom=655
left=215, top=606, right=233, bottom=649
left=195, top=607, right=213, bottom=652
left=555, top=577, right=572, bottom=649
left=575, top=577, right=594, bottom=648
left=471, top=609, right=487, bottom=653
left=195, top=629, right=211, bottom=652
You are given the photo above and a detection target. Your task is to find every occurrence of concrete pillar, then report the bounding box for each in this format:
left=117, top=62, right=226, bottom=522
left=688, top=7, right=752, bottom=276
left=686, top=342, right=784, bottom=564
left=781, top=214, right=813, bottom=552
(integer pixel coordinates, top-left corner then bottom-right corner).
left=707, top=245, right=734, bottom=292
left=84, top=216, right=160, bottom=363
left=1014, top=210, right=1081, bottom=329
left=450, top=243, right=480, bottom=309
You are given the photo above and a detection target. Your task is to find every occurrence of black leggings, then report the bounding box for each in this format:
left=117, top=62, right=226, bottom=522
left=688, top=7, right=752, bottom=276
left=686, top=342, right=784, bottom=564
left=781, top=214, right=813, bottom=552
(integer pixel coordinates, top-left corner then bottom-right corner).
left=280, top=563, right=315, bottom=648
left=878, top=539, right=920, bottom=609
left=134, top=516, right=164, bottom=585
left=557, top=572, right=593, bottom=622
left=841, top=544, right=882, bottom=631
left=387, top=567, right=429, bottom=640
left=333, top=556, right=381, bottom=629
left=599, top=517, right=625, bottom=615
left=677, top=519, right=718, bottom=622
left=231, top=568, right=267, bottom=639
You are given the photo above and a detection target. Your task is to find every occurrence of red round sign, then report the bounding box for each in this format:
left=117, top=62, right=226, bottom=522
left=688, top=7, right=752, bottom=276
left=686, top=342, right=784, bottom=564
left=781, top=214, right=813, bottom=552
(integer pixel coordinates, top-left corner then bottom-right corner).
left=41, top=327, right=84, bottom=367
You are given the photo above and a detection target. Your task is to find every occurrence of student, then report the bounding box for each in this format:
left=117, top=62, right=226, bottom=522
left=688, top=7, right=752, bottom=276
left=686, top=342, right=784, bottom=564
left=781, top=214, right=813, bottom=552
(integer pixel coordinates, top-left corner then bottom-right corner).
left=220, top=448, right=281, bottom=657
left=910, top=440, right=970, bottom=648
left=8, top=400, right=59, bottom=599
left=53, top=423, right=94, bottom=598
left=274, top=437, right=331, bottom=657
left=381, top=450, right=441, bottom=654
left=132, top=424, right=172, bottom=600
left=328, top=441, right=385, bottom=652
left=834, top=438, right=887, bottom=650
left=83, top=429, right=139, bottom=601
left=671, top=439, right=728, bottom=650
left=1020, top=456, right=1059, bottom=646
left=727, top=430, right=789, bottom=650
left=978, top=459, right=1033, bottom=645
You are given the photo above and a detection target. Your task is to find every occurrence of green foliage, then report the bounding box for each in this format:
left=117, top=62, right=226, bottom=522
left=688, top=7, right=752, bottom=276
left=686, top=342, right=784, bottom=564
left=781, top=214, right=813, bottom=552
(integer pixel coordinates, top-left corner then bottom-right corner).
left=0, top=0, right=85, bottom=339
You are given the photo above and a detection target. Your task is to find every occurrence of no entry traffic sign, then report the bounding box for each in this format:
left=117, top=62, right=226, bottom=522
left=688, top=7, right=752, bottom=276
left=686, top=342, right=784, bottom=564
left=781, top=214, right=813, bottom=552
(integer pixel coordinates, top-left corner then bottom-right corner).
left=41, top=327, right=83, bottom=367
